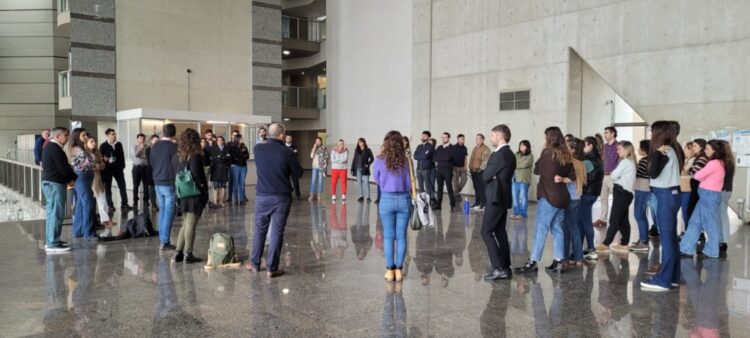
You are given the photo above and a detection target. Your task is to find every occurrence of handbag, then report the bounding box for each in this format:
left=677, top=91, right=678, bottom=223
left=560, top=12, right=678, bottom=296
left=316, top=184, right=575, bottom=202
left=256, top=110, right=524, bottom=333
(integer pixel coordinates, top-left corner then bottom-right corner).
left=176, top=156, right=201, bottom=198
left=407, top=158, right=423, bottom=231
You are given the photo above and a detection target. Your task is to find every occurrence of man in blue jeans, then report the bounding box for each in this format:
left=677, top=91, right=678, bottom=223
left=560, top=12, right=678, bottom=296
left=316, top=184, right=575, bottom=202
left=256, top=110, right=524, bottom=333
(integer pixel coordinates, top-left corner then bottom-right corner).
left=149, top=123, right=178, bottom=250
left=41, top=127, right=77, bottom=253
left=246, top=123, right=303, bottom=278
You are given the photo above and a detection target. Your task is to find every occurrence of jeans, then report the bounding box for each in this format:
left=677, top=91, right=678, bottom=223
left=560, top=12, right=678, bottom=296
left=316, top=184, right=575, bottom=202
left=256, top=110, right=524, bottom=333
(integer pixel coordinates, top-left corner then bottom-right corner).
left=379, top=192, right=411, bottom=268
left=230, top=165, right=247, bottom=202
left=530, top=198, right=566, bottom=261
left=512, top=180, right=529, bottom=217
left=310, top=168, right=325, bottom=194
left=579, top=194, right=597, bottom=250
left=356, top=169, right=371, bottom=198
left=720, top=191, right=731, bottom=243
left=634, top=190, right=651, bottom=243
left=251, top=194, right=292, bottom=272
left=563, top=199, right=583, bottom=261
left=155, top=185, right=176, bottom=245
left=680, top=191, right=691, bottom=229
left=680, top=188, right=721, bottom=258
left=73, top=170, right=96, bottom=239
left=651, top=192, right=659, bottom=233
left=417, top=169, right=434, bottom=198
left=651, top=186, right=681, bottom=288
left=43, top=181, right=66, bottom=246
left=470, top=171, right=486, bottom=206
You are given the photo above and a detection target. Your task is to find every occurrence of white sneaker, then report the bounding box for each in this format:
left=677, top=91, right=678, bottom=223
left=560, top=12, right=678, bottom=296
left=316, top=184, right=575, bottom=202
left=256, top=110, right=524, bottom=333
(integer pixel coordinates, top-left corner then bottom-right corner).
left=584, top=251, right=599, bottom=260
left=471, top=206, right=481, bottom=210
left=332, top=196, right=336, bottom=201
left=45, top=243, right=71, bottom=253
left=640, top=281, right=670, bottom=292
left=342, top=195, right=346, bottom=201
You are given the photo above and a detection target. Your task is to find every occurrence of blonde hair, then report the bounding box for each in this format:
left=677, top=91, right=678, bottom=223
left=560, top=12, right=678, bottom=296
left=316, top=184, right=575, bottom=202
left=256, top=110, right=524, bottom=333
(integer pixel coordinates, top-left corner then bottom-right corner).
left=618, top=141, right=637, bottom=163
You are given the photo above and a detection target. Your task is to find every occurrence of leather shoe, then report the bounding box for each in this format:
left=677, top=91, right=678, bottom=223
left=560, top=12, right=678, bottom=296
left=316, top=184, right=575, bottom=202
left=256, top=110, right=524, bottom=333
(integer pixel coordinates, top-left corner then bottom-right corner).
left=245, top=262, right=259, bottom=273
left=515, top=260, right=538, bottom=273
left=267, top=269, right=285, bottom=278
left=484, top=268, right=512, bottom=281
left=545, top=260, right=565, bottom=273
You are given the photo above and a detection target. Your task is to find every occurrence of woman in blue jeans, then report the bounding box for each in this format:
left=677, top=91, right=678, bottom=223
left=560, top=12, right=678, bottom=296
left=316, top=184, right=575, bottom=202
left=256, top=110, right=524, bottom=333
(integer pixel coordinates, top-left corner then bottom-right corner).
left=512, top=140, right=533, bottom=219
left=579, top=136, right=603, bottom=258
left=308, top=137, right=329, bottom=201
left=68, top=128, right=97, bottom=240
left=631, top=139, right=653, bottom=251
left=373, top=130, right=412, bottom=282
left=562, top=137, right=586, bottom=266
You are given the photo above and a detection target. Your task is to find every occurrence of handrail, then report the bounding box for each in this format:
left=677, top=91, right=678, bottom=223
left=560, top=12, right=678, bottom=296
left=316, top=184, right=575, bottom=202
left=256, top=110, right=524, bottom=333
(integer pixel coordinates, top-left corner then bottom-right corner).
left=0, top=157, right=41, bottom=170
left=282, top=15, right=326, bottom=42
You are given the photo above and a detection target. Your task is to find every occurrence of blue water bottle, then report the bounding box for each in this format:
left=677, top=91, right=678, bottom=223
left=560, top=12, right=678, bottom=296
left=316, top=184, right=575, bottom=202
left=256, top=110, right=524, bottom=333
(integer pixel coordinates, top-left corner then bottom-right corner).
left=463, top=198, right=470, bottom=214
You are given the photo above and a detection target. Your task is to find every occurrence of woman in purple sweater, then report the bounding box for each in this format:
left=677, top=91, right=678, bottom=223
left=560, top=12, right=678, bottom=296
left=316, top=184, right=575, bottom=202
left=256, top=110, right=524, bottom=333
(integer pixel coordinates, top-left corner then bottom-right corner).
left=373, top=130, right=412, bottom=282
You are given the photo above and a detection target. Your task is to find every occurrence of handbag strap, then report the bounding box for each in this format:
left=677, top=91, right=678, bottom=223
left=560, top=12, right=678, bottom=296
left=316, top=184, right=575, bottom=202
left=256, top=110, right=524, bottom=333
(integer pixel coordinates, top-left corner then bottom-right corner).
left=407, top=157, right=417, bottom=200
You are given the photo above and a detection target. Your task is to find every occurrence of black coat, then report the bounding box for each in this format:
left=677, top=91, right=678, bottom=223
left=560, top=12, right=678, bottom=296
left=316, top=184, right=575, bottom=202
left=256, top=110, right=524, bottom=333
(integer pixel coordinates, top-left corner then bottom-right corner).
left=229, top=143, right=250, bottom=166
left=583, top=152, right=603, bottom=196
left=209, top=145, right=231, bottom=182
left=172, top=153, right=209, bottom=216
left=483, top=146, right=515, bottom=209
left=350, top=148, right=374, bottom=176
left=99, top=141, right=126, bottom=173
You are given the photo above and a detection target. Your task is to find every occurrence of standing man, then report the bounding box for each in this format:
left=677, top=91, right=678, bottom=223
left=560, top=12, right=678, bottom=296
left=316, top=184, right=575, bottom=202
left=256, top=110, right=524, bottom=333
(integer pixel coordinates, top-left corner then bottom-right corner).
left=256, top=127, right=268, bottom=144
left=595, top=126, right=619, bottom=228
left=452, top=134, right=469, bottom=202
left=34, top=128, right=50, bottom=165
left=131, top=133, right=149, bottom=210
left=433, top=132, right=456, bottom=211
left=145, top=134, right=160, bottom=212
left=413, top=131, right=435, bottom=205
left=246, top=123, right=303, bottom=278
left=150, top=123, right=178, bottom=251
left=100, top=128, right=130, bottom=212
left=285, top=134, right=302, bottom=200
left=41, top=127, right=77, bottom=252
left=469, top=133, right=491, bottom=210
left=481, top=125, right=516, bottom=280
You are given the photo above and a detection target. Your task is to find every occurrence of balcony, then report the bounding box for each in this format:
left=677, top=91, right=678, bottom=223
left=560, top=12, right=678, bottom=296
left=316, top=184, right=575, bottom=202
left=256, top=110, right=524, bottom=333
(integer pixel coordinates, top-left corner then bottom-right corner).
left=282, top=86, right=325, bottom=120
left=58, top=70, right=71, bottom=110
left=282, top=16, right=326, bottom=59
left=57, top=0, right=70, bottom=27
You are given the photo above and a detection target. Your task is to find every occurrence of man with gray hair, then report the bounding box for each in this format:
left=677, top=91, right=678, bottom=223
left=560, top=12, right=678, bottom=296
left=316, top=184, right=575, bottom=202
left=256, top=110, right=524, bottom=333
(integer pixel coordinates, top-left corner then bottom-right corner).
left=42, top=127, right=78, bottom=252
left=247, top=123, right=303, bottom=278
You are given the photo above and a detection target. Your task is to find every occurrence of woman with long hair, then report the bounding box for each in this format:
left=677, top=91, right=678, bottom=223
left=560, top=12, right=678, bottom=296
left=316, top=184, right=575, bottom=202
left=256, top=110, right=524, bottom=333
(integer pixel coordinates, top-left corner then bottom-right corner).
left=373, top=130, right=412, bottom=282
left=719, top=140, right=735, bottom=253
left=330, top=139, right=350, bottom=201
left=641, top=120, right=685, bottom=292
left=580, top=136, right=603, bottom=258
left=86, top=134, right=115, bottom=227
left=209, top=135, right=231, bottom=208
left=172, top=128, right=209, bottom=263
left=686, top=138, right=708, bottom=230
left=512, top=140, right=534, bottom=219
left=596, top=141, right=637, bottom=253
left=517, top=127, right=576, bottom=274
left=351, top=138, right=374, bottom=202
left=68, top=128, right=97, bottom=240
left=562, top=137, right=585, bottom=267
left=631, top=140, right=653, bottom=251
left=680, top=141, right=695, bottom=227
left=309, top=137, right=329, bottom=201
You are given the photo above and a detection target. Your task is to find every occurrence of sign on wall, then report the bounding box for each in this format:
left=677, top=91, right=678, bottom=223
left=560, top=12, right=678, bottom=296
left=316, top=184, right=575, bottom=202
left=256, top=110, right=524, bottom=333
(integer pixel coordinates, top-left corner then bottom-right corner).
left=733, top=130, right=750, bottom=168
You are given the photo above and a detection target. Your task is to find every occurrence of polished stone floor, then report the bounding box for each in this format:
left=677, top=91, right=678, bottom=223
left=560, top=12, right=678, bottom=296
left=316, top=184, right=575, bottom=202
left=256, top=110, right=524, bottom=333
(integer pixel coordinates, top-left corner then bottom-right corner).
left=2, top=182, right=750, bottom=337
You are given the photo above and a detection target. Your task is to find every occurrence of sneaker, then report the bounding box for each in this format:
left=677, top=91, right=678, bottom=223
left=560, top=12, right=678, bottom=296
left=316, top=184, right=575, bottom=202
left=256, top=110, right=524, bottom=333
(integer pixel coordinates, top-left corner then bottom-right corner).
left=332, top=196, right=336, bottom=201
left=629, top=242, right=649, bottom=252
left=342, top=195, right=346, bottom=201
left=648, top=226, right=660, bottom=238
left=640, top=281, right=670, bottom=292
left=45, top=243, right=71, bottom=253
left=584, top=251, right=599, bottom=260
left=611, top=244, right=629, bottom=252
left=160, top=243, right=176, bottom=251
left=595, top=244, right=610, bottom=254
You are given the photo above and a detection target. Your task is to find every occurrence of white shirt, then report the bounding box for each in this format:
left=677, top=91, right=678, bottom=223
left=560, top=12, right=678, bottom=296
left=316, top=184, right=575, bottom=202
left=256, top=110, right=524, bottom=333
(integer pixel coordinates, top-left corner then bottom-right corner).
left=494, top=143, right=509, bottom=152
left=611, top=158, right=636, bottom=192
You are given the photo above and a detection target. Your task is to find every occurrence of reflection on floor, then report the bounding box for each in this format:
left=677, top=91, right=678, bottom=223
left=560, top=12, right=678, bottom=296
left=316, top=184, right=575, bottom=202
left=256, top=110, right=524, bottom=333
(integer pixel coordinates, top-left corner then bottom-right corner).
left=2, top=192, right=750, bottom=336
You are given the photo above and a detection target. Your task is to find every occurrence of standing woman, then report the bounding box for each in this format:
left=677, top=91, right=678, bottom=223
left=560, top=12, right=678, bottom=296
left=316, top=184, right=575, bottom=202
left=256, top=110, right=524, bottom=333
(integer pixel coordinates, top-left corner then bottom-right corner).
left=172, top=128, right=209, bottom=263
left=641, top=120, right=685, bottom=292
left=68, top=128, right=97, bottom=240
left=596, top=141, right=637, bottom=253
left=309, top=137, right=329, bottom=201
left=87, top=134, right=115, bottom=227
left=719, top=141, right=735, bottom=253
left=562, top=137, right=586, bottom=266
left=351, top=138, right=374, bottom=202
left=631, top=140, right=652, bottom=251
left=512, top=140, right=534, bottom=220
left=229, top=134, right=250, bottom=204
left=428, top=138, right=438, bottom=194
left=580, top=136, right=603, bottom=258
left=373, top=130, right=412, bottom=282
left=686, top=138, right=708, bottom=229
left=209, top=136, right=231, bottom=208
left=330, top=139, right=350, bottom=201
left=517, top=127, right=576, bottom=274
left=680, top=142, right=695, bottom=227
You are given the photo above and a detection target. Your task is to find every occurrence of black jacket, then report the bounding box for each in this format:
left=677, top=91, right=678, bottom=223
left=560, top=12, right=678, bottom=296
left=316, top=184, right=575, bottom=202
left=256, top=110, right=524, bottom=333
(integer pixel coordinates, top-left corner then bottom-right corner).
left=254, top=138, right=303, bottom=196
left=433, top=144, right=454, bottom=171
left=452, top=144, right=468, bottom=167
left=150, top=140, right=178, bottom=186
left=41, top=142, right=77, bottom=184
left=209, top=145, right=231, bottom=182
left=350, top=147, right=374, bottom=176
left=229, top=143, right=250, bottom=166
left=483, top=146, right=515, bottom=209
left=172, top=153, right=209, bottom=216
left=583, top=152, right=604, bottom=196
left=414, top=143, right=435, bottom=170
left=99, top=141, right=126, bottom=173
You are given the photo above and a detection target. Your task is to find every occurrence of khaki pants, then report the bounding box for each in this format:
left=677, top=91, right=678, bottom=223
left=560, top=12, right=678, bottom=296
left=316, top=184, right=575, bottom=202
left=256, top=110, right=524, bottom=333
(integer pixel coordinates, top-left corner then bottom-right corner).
left=452, top=166, right=467, bottom=199
left=599, top=175, right=614, bottom=221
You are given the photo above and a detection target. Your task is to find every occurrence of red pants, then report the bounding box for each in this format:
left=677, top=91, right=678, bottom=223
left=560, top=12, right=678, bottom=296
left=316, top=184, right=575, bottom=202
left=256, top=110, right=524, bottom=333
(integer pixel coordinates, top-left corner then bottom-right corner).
left=331, top=169, right=348, bottom=195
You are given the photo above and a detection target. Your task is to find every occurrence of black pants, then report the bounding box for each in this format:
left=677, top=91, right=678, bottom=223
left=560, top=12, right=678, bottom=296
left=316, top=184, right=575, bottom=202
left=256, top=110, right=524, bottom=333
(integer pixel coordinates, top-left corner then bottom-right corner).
left=686, top=179, right=700, bottom=230
left=132, top=165, right=149, bottom=206
left=103, top=170, right=128, bottom=208
left=471, top=171, right=486, bottom=206
left=435, top=167, right=455, bottom=208
left=290, top=175, right=301, bottom=198
left=481, top=204, right=510, bottom=270
left=603, top=184, right=633, bottom=245
left=417, top=169, right=434, bottom=198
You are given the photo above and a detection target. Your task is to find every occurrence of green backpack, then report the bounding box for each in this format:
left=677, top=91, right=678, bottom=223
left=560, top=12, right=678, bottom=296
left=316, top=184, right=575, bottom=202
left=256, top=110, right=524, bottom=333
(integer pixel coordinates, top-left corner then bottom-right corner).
left=175, top=157, right=200, bottom=199
left=205, top=233, right=240, bottom=269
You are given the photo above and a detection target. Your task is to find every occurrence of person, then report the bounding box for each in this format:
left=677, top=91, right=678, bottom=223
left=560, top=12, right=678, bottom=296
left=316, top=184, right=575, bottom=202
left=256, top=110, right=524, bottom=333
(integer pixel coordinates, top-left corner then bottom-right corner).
left=68, top=128, right=97, bottom=241
left=480, top=125, right=516, bottom=281
left=209, top=136, right=231, bottom=208
left=640, top=120, right=685, bottom=292
left=284, top=135, right=302, bottom=200
left=468, top=133, right=491, bottom=210
left=433, top=132, right=456, bottom=211
left=34, top=128, right=50, bottom=165
left=145, top=134, right=160, bottom=212
left=351, top=138, right=374, bottom=202
left=87, top=135, right=115, bottom=227
left=330, top=139, right=349, bottom=201
left=171, top=128, right=209, bottom=263
left=309, top=137, right=329, bottom=201
left=596, top=141, right=637, bottom=253
left=131, top=133, right=149, bottom=210
left=452, top=134, right=469, bottom=202
left=42, top=127, right=77, bottom=252
left=372, top=130, right=412, bottom=282
left=580, top=136, right=603, bottom=259
left=512, top=140, right=534, bottom=219
left=256, top=126, right=268, bottom=144
left=229, top=134, right=250, bottom=205
left=562, top=137, right=586, bottom=267
left=686, top=138, right=709, bottom=232
left=247, top=123, right=303, bottom=278
left=594, top=126, right=619, bottom=228
left=719, top=140, right=735, bottom=253
left=517, top=126, right=576, bottom=274
left=150, top=123, right=179, bottom=251
left=413, top=131, right=435, bottom=204
left=226, top=131, right=239, bottom=203
left=100, top=128, right=130, bottom=212
left=428, top=138, right=438, bottom=197
left=680, top=139, right=727, bottom=259
left=680, top=141, right=695, bottom=229
left=631, top=140, right=653, bottom=251
left=204, top=129, right=214, bottom=146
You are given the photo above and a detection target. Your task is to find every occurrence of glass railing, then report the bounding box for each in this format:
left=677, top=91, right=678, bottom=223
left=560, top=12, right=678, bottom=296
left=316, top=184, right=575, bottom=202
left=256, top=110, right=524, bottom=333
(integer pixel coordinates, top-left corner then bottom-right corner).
left=57, top=0, right=69, bottom=14
left=282, top=16, right=326, bottom=42
left=58, top=70, right=70, bottom=97
left=283, top=86, right=326, bottom=109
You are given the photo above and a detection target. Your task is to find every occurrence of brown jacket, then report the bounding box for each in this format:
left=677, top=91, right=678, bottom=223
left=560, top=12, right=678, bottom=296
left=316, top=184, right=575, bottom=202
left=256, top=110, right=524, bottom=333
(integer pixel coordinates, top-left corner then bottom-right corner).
left=534, top=148, right=576, bottom=209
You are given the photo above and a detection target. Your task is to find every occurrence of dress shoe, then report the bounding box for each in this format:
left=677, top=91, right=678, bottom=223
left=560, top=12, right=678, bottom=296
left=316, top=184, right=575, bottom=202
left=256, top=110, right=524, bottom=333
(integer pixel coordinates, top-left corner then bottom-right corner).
left=159, top=243, right=176, bottom=251
left=185, top=253, right=202, bottom=264
left=515, top=260, right=538, bottom=273
left=545, top=260, right=565, bottom=273
left=174, top=251, right=184, bottom=263
left=484, top=268, right=512, bottom=281
left=357, top=197, right=364, bottom=202
left=719, top=242, right=728, bottom=252
left=384, top=269, right=395, bottom=282
left=394, top=269, right=403, bottom=282
left=267, top=269, right=285, bottom=278
left=450, top=205, right=457, bottom=212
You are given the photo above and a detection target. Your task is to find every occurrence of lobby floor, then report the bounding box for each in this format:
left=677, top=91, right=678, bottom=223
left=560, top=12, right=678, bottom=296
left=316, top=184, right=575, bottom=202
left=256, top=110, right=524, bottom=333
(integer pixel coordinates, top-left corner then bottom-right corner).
left=2, top=182, right=750, bottom=337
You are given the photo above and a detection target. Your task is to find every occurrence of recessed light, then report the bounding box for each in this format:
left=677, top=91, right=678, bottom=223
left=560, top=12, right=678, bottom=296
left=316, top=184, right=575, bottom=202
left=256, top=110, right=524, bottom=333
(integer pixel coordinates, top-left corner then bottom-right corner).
left=301, top=71, right=305, bottom=75
left=282, top=50, right=290, bottom=55
left=283, top=118, right=291, bottom=122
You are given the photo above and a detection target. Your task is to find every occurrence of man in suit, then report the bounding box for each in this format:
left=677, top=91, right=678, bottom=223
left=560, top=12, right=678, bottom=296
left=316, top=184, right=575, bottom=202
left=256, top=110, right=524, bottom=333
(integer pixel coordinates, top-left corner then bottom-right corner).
left=481, top=124, right=516, bottom=281
left=433, top=132, right=456, bottom=211
left=100, top=128, right=130, bottom=212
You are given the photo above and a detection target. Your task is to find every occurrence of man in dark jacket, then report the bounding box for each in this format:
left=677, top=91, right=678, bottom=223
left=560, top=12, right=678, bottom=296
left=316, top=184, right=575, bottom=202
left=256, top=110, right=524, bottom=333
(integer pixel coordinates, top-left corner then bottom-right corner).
left=433, top=132, right=456, bottom=211
left=247, top=123, right=303, bottom=278
left=42, top=127, right=77, bottom=252
left=284, top=134, right=302, bottom=200
left=34, top=128, right=50, bottom=165
left=150, top=124, right=178, bottom=250
left=481, top=124, right=516, bottom=280
left=100, top=128, right=130, bottom=211
left=452, top=134, right=469, bottom=202
left=414, top=131, right=435, bottom=203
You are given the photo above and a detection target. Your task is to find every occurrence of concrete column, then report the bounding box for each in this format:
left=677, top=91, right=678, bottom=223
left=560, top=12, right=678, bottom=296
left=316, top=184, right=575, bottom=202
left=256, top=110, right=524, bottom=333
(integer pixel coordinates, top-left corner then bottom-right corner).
left=252, top=0, right=282, bottom=122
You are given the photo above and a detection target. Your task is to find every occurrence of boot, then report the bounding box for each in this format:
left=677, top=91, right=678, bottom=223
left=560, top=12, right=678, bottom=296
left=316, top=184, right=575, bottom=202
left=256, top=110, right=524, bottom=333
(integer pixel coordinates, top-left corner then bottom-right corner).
left=185, top=252, right=202, bottom=264
left=174, top=250, right=184, bottom=263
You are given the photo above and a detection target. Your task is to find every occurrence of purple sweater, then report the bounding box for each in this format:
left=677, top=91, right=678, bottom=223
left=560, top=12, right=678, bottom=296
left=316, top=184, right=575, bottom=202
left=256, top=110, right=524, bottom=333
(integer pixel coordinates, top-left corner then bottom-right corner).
left=372, top=157, right=411, bottom=193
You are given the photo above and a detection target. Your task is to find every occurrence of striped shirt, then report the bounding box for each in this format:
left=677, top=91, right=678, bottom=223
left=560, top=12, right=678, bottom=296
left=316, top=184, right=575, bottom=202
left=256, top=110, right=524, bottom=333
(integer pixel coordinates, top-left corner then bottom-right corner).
left=636, top=157, right=649, bottom=179
left=689, top=155, right=708, bottom=176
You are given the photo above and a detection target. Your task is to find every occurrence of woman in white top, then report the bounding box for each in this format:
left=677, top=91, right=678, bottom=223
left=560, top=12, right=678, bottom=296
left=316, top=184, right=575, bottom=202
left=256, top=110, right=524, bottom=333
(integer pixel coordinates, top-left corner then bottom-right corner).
left=330, top=139, right=349, bottom=201
left=596, top=141, right=637, bottom=253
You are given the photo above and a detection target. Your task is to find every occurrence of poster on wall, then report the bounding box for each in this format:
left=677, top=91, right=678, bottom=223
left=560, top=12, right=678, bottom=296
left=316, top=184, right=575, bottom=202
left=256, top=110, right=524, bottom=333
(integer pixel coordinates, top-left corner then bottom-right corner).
left=712, top=129, right=732, bottom=142
left=733, top=130, right=750, bottom=167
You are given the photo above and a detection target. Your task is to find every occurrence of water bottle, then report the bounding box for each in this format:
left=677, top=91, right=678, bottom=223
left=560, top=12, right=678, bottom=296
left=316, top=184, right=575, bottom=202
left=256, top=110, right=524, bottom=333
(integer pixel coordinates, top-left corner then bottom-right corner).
left=463, top=198, right=470, bottom=214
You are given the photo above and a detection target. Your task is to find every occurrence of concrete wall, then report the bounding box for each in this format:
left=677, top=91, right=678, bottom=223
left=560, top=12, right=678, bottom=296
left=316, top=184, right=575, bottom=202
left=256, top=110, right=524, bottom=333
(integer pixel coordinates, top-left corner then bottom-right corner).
left=252, top=0, right=282, bottom=121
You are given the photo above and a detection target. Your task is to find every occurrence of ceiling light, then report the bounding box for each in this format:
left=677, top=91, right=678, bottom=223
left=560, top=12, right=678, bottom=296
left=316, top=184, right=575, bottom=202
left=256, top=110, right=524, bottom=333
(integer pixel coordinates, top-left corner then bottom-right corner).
left=282, top=50, right=291, bottom=56
left=301, top=71, right=305, bottom=75
left=283, top=118, right=291, bottom=122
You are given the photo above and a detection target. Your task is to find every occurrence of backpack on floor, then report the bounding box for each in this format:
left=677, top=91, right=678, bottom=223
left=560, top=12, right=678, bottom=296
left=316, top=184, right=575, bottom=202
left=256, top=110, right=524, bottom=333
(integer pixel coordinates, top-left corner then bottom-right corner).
left=126, top=213, right=156, bottom=238
left=205, top=233, right=240, bottom=269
